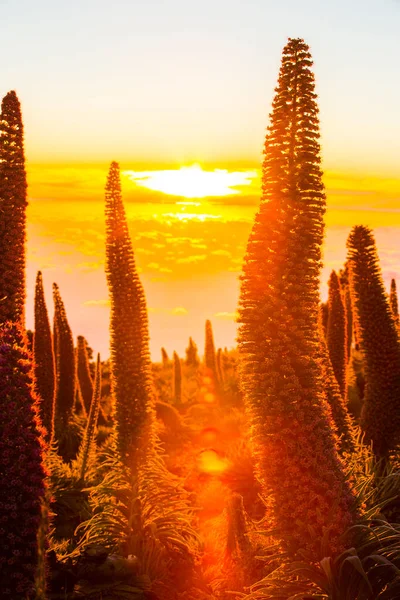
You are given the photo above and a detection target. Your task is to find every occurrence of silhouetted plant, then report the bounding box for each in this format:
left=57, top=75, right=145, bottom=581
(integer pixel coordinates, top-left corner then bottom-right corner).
left=0, top=91, right=27, bottom=325
left=238, top=38, right=358, bottom=560
left=161, top=347, right=169, bottom=367
left=76, top=336, right=94, bottom=414
left=347, top=225, right=400, bottom=458
left=185, top=336, right=200, bottom=367
left=204, top=319, right=218, bottom=383
left=318, top=311, right=356, bottom=454
left=33, top=271, right=55, bottom=439
left=339, top=263, right=353, bottom=362
left=0, top=323, right=47, bottom=598
left=320, top=301, right=329, bottom=338
left=53, top=283, right=76, bottom=445
left=216, top=348, right=225, bottom=388
left=327, top=270, right=348, bottom=397
left=105, top=161, right=155, bottom=466
left=390, top=278, right=399, bottom=328
left=102, top=162, right=200, bottom=596
left=173, top=351, right=182, bottom=404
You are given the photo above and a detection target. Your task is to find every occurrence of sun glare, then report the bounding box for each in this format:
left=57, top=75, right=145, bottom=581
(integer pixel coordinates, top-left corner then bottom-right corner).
left=123, top=164, right=257, bottom=198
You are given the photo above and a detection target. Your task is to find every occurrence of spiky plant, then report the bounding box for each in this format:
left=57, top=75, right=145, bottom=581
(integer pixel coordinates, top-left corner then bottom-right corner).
left=320, top=301, right=329, bottom=338
left=105, top=161, right=155, bottom=466
left=173, top=350, right=182, bottom=405
left=318, top=311, right=356, bottom=454
left=76, top=336, right=94, bottom=414
left=237, top=38, right=358, bottom=560
left=339, top=263, right=354, bottom=362
left=390, top=278, right=399, bottom=328
left=53, top=283, right=76, bottom=445
left=101, top=162, right=201, bottom=596
left=0, top=323, right=47, bottom=598
left=33, top=271, right=55, bottom=439
left=347, top=225, right=400, bottom=458
left=204, top=319, right=218, bottom=381
left=216, top=348, right=225, bottom=389
left=327, top=270, right=348, bottom=397
left=0, top=91, right=27, bottom=326
left=161, top=347, right=169, bottom=367
left=185, top=336, right=200, bottom=367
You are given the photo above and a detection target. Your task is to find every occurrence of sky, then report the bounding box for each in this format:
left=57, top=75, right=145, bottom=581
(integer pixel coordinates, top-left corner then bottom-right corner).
left=2, top=0, right=400, bottom=359
left=2, top=0, right=400, bottom=170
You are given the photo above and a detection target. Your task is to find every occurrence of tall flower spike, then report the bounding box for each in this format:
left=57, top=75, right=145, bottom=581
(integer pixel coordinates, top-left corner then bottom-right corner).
left=77, top=336, right=94, bottom=414
left=33, top=271, right=55, bottom=439
left=238, top=38, right=357, bottom=559
left=339, top=264, right=353, bottom=363
left=204, top=319, right=218, bottom=380
left=185, top=336, right=199, bottom=367
left=53, top=283, right=76, bottom=438
left=161, top=347, right=169, bottom=367
left=0, top=91, right=28, bottom=325
left=390, top=278, right=399, bottom=328
left=326, top=270, right=348, bottom=397
left=173, top=351, right=182, bottom=405
left=0, top=323, right=46, bottom=598
left=318, top=309, right=356, bottom=454
left=105, top=161, right=154, bottom=466
left=347, top=225, right=400, bottom=457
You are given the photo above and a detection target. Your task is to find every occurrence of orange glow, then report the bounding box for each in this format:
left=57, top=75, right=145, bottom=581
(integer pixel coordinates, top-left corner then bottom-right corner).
left=198, top=450, right=230, bottom=475
left=200, top=427, right=219, bottom=444
left=204, top=392, right=215, bottom=403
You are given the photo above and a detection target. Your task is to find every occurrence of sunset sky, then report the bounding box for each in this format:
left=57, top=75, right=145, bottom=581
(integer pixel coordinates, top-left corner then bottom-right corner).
left=2, top=0, right=400, bottom=358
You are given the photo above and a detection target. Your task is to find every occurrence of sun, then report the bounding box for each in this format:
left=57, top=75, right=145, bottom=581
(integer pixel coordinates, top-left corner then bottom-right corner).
left=122, top=163, right=256, bottom=199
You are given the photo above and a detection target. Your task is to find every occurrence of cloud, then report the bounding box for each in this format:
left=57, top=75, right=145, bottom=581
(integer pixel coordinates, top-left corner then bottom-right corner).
left=211, top=249, right=232, bottom=257
left=148, top=306, right=189, bottom=316
left=176, top=254, right=207, bottom=264
left=172, top=306, right=188, bottom=315
left=83, top=299, right=110, bottom=307
left=77, top=260, right=104, bottom=271
left=214, top=311, right=238, bottom=320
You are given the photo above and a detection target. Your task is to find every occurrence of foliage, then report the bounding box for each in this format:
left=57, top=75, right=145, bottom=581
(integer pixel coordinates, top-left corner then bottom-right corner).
left=239, top=520, right=400, bottom=600
left=76, top=441, right=203, bottom=600
left=173, top=350, right=183, bottom=404
left=77, top=354, right=102, bottom=482
left=0, top=90, right=27, bottom=325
